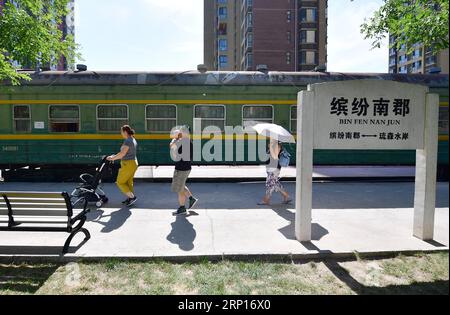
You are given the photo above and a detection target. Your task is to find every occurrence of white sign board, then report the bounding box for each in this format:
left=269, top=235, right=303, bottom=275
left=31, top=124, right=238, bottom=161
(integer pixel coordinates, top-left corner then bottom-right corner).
left=34, top=121, right=45, bottom=129
left=311, top=80, right=428, bottom=150
left=295, top=80, right=439, bottom=243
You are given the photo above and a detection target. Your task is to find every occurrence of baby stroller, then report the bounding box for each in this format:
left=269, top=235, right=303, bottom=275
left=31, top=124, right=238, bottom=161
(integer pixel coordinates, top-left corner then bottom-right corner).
left=71, top=156, right=111, bottom=208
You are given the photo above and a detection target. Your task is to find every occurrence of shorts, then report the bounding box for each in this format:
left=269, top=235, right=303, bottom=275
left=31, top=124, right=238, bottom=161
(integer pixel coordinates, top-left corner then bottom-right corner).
left=171, top=169, right=191, bottom=193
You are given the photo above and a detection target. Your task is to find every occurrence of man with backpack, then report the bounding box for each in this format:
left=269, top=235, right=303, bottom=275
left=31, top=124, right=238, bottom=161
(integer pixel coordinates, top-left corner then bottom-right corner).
left=258, top=139, right=292, bottom=206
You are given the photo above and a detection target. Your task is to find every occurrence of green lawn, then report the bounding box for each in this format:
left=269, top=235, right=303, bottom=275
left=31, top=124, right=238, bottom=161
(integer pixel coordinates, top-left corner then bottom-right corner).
left=0, top=252, right=448, bottom=295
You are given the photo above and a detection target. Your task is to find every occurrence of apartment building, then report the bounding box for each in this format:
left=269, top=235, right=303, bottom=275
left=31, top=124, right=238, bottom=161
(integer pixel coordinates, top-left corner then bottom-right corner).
left=204, top=0, right=328, bottom=72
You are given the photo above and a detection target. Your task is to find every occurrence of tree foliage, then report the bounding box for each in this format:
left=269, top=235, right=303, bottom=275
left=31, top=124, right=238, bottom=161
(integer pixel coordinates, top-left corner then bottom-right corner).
left=357, top=0, right=449, bottom=53
left=0, top=0, right=79, bottom=85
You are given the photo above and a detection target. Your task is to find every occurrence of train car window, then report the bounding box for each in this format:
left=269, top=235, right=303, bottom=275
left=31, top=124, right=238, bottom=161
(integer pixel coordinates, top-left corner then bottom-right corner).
left=13, top=105, right=31, bottom=133
left=146, top=105, right=177, bottom=133
left=439, top=106, right=449, bottom=135
left=194, top=105, right=226, bottom=131
left=97, top=105, right=129, bottom=132
left=290, top=106, right=297, bottom=133
left=242, top=105, right=273, bottom=127
left=49, top=105, right=80, bottom=133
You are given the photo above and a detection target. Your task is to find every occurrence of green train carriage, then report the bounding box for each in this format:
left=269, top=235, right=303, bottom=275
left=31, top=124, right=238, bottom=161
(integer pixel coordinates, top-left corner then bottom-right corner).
left=0, top=71, right=448, bottom=180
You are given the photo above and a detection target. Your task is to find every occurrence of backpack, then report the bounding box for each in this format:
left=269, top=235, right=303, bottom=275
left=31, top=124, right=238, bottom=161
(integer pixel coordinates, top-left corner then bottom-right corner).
left=278, top=149, right=291, bottom=168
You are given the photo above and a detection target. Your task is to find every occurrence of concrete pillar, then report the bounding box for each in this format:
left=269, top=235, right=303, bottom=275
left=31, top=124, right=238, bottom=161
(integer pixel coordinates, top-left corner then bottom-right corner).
left=414, top=93, right=440, bottom=240
left=295, top=91, right=314, bottom=242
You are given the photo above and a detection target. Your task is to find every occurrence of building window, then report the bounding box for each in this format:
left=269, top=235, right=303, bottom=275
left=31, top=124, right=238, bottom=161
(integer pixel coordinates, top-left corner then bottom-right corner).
left=218, top=7, right=227, bottom=19
left=146, top=105, right=177, bottom=133
left=300, top=30, right=316, bottom=43
left=243, top=105, right=273, bottom=126
left=389, top=57, right=397, bottom=67
left=287, top=10, right=292, bottom=23
left=49, top=105, right=80, bottom=133
left=218, top=22, right=227, bottom=35
left=413, top=49, right=422, bottom=59
left=194, top=105, right=226, bottom=131
left=219, top=55, right=228, bottom=68
left=414, top=60, right=422, bottom=71
left=300, top=8, right=317, bottom=22
left=13, top=105, right=31, bottom=133
left=300, top=51, right=316, bottom=65
left=439, top=106, right=449, bottom=135
left=97, top=105, right=128, bottom=132
left=219, top=39, right=228, bottom=51
left=245, top=53, right=253, bottom=69
left=246, top=12, right=253, bottom=27
left=246, top=33, right=253, bottom=48
left=290, top=106, right=297, bottom=133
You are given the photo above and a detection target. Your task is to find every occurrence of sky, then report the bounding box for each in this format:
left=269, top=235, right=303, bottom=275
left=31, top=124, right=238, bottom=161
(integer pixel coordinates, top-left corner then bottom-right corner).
left=74, top=0, right=389, bottom=73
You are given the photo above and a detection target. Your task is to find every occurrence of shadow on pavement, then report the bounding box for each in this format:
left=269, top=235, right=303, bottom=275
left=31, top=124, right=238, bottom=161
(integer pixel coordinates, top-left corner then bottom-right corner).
left=166, top=212, right=198, bottom=251
left=423, top=240, right=448, bottom=248
left=272, top=205, right=329, bottom=241
left=0, top=233, right=90, bottom=255
left=89, top=207, right=132, bottom=233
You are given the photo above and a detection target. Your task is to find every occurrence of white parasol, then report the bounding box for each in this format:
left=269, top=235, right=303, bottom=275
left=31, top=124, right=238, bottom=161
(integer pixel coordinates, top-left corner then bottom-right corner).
left=251, top=123, right=296, bottom=143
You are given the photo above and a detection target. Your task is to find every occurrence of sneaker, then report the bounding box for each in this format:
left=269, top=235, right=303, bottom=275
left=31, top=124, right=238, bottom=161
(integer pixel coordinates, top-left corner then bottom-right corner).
left=188, top=197, right=198, bottom=209
left=173, top=206, right=188, bottom=216
left=122, top=198, right=130, bottom=205
left=126, top=197, right=138, bottom=207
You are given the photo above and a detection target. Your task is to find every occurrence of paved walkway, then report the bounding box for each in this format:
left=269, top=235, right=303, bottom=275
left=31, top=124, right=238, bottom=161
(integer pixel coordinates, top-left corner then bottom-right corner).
left=0, top=181, right=448, bottom=260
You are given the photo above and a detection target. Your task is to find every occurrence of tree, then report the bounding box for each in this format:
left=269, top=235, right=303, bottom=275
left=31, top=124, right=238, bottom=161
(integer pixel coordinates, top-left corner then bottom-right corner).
left=356, top=0, right=449, bottom=54
left=0, top=0, right=79, bottom=85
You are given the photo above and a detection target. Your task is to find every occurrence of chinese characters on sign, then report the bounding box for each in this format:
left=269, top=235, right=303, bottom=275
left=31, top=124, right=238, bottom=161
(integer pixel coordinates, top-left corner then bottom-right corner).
left=330, top=97, right=411, bottom=117
left=329, top=97, right=412, bottom=142
left=312, top=80, right=426, bottom=150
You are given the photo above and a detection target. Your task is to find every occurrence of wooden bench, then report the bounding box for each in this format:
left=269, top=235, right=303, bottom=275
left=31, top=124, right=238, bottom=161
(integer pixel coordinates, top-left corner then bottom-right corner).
left=0, top=191, right=91, bottom=254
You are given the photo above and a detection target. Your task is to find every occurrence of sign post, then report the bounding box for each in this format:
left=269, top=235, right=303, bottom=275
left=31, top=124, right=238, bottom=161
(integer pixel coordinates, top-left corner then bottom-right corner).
left=414, top=93, right=440, bottom=240
left=296, top=80, right=439, bottom=242
left=295, top=91, right=314, bottom=242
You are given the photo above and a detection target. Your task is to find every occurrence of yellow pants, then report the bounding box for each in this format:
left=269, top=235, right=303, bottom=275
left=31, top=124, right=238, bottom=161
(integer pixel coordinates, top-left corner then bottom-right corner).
left=116, top=159, right=138, bottom=195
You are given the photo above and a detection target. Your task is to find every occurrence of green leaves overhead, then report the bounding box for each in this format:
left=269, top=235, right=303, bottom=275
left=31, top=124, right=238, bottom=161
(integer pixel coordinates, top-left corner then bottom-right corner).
left=0, top=0, right=80, bottom=85
left=356, top=0, right=449, bottom=53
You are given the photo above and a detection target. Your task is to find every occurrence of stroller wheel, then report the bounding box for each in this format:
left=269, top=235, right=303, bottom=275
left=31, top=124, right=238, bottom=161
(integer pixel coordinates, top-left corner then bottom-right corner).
left=101, top=196, right=109, bottom=203
left=95, top=201, right=103, bottom=208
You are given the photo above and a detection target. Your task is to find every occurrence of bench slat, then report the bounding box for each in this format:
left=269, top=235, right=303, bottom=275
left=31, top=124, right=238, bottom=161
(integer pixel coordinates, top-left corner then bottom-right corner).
left=0, top=203, right=67, bottom=208
left=0, top=217, right=69, bottom=224
left=0, top=226, right=68, bottom=232
left=0, top=209, right=68, bottom=216
left=0, top=192, right=65, bottom=198
left=0, top=199, right=66, bottom=204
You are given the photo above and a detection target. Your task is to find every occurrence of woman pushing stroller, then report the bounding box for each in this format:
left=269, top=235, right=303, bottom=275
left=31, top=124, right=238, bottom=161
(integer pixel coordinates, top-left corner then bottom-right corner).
left=107, top=125, right=139, bottom=207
